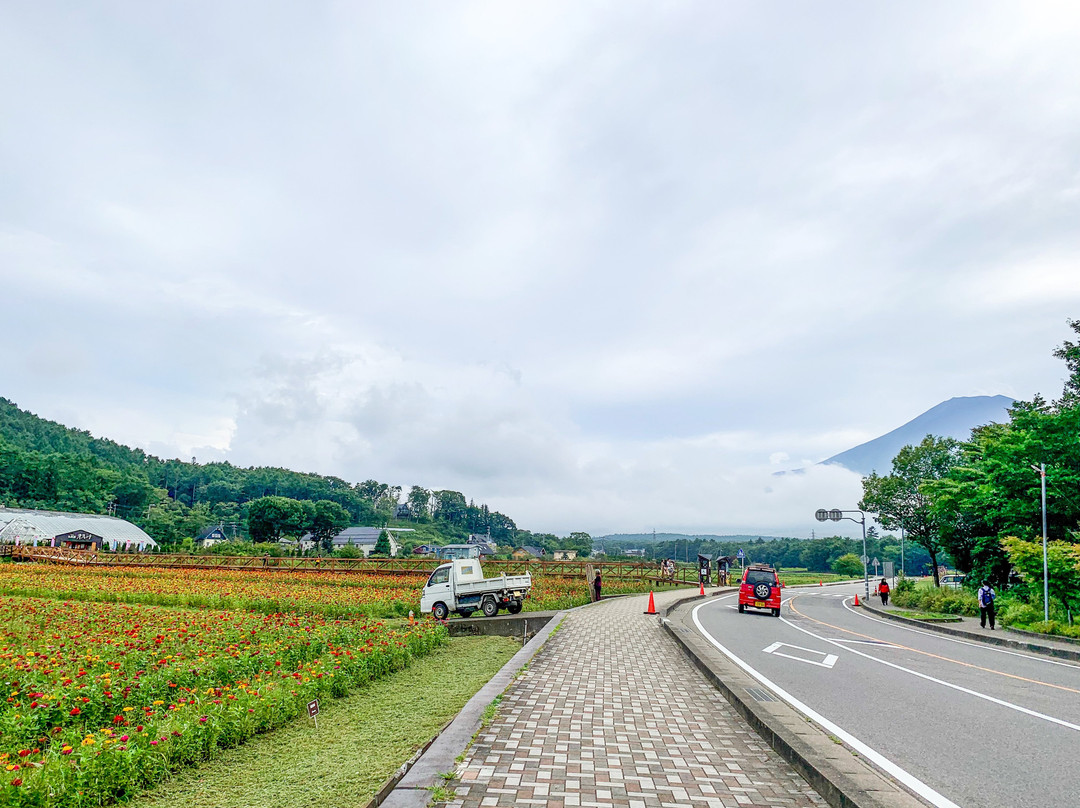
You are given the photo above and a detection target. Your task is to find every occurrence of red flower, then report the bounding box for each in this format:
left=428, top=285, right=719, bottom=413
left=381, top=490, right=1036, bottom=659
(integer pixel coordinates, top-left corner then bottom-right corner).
left=10, top=778, right=22, bottom=787
left=70, top=707, right=81, bottom=716
left=18, top=750, right=30, bottom=758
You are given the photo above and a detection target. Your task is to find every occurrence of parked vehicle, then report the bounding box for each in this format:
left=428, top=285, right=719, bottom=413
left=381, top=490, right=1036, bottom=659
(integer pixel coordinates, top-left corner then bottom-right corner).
left=738, top=563, right=782, bottom=617
left=940, top=574, right=965, bottom=589
left=420, top=558, right=532, bottom=620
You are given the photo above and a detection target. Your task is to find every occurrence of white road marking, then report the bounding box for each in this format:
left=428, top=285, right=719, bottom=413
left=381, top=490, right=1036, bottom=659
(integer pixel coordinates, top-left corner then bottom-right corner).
left=692, top=599, right=962, bottom=808
left=839, top=597, right=1080, bottom=671
left=780, top=608, right=1080, bottom=733
left=762, top=641, right=838, bottom=668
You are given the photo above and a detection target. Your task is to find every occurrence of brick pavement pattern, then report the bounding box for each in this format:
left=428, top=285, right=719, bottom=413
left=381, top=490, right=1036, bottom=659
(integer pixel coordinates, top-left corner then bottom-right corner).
left=451, top=590, right=828, bottom=808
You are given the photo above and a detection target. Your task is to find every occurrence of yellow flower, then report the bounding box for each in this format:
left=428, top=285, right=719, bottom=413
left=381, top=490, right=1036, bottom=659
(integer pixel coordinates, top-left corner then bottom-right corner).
left=152, top=700, right=164, bottom=706
left=123, top=707, right=134, bottom=712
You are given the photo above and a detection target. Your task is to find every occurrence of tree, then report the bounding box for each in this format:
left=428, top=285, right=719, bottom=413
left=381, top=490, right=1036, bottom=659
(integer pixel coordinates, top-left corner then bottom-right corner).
left=372, top=530, right=392, bottom=557
left=861, top=436, right=962, bottom=587
left=310, top=499, right=351, bottom=554
left=831, top=553, right=863, bottom=578
left=247, top=496, right=306, bottom=543
left=407, top=486, right=431, bottom=521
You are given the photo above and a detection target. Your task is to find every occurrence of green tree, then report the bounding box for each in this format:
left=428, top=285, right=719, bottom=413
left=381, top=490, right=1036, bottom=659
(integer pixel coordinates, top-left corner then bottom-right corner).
left=861, top=435, right=962, bottom=587
left=247, top=496, right=306, bottom=543
left=372, top=530, right=392, bottom=557
left=309, top=499, right=351, bottom=553
left=831, top=553, right=863, bottom=577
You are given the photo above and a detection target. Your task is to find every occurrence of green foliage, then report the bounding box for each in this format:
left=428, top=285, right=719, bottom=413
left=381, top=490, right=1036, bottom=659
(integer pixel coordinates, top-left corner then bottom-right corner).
left=372, top=530, right=392, bottom=557
left=1002, top=536, right=1080, bottom=617
left=860, top=435, right=962, bottom=586
left=890, top=581, right=980, bottom=616
left=831, top=553, right=863, bottom=577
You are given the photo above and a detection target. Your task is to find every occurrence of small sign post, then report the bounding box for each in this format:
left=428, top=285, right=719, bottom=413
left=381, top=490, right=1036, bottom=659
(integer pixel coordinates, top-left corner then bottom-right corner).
left=308, top=699, right=320, bottom=729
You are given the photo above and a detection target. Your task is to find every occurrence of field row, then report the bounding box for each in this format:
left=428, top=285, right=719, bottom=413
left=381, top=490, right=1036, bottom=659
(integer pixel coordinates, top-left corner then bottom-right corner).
left=0, top=564, right=660, bottom=617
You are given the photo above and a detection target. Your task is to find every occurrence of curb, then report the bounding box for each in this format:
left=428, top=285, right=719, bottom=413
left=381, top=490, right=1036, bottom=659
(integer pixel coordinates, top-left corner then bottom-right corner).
left=374, top=611, right=567, bottom=808
left=858, top=602, right=1080, bottom=662
left=663, top=597, right=926, bottom=808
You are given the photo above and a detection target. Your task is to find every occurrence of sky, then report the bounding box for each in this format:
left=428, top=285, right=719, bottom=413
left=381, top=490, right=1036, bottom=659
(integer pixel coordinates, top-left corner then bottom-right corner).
left=3, top=2, right=1080, bottom=538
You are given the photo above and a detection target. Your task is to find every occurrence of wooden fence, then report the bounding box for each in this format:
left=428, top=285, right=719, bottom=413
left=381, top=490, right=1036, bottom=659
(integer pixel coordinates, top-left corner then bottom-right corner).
left=8, top=544, right=699, bottom=584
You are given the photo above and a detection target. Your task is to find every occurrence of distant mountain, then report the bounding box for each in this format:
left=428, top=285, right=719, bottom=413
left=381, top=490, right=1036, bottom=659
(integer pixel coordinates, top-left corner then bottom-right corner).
left=823, top=395, right=1014, bottom=476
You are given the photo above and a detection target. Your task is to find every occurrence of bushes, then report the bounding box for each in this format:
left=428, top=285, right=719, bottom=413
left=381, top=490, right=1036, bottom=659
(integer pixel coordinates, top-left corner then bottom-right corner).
left=891, top=581, right=979, bottom=616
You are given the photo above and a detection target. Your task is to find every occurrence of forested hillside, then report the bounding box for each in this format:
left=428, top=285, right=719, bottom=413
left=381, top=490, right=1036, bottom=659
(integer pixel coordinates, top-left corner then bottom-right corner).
left=0, top=398, right=523, bottom=549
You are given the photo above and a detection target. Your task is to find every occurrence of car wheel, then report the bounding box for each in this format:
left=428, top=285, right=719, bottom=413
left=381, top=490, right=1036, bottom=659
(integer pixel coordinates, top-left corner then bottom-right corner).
left=506, top=601, right=523, bottom=614
left=738, top=603, right=745, bottom=613
left=482, top=598, right=499, bottom=617
left=772, top=608, right=781, bottom=617
left=458, top=610, right=475, bottom=618
left=432, top=602, right=449, bottom=620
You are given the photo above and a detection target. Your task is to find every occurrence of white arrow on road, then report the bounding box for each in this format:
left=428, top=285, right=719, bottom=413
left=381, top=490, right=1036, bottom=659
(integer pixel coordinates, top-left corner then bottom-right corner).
left=762, top=641, right=838, bottom=668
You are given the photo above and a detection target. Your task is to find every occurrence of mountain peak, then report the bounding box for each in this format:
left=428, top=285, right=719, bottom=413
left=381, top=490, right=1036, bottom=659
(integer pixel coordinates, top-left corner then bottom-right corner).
left=823, top=395, right=1014, bottom=476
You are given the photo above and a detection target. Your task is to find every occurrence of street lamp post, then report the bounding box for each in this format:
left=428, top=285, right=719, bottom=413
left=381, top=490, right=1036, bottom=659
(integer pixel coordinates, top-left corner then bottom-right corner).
left=815, top=508, right=870, bottom=601
left=1031, top=463, right=1050, bottom=622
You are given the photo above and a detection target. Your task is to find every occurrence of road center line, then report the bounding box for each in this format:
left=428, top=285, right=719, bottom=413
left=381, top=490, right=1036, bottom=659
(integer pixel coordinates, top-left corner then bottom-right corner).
left=790, top=595, right=1080, bottom=695
left=691, top=600, right=961, bottom=808
left=782, top=598, right=1080, bottom=733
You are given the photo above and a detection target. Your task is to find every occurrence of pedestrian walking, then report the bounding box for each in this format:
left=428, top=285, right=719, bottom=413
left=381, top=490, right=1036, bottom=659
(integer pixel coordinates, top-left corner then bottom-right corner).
left=978, top=581, right=996, bottom=629
left=878, top=578, right=890, bottom=606
left=593, top=570, right=602, bottom=601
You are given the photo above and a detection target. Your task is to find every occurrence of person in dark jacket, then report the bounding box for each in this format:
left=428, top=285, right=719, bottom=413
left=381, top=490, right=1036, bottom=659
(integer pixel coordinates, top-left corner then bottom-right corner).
left=593, top=570, right=602, bottom=601
left=978, top=581, right=996, bottom=629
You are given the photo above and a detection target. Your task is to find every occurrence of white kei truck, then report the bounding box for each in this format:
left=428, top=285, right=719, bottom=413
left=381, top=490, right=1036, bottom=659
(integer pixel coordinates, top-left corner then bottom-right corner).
left=420, top=558, right=532, bottom=620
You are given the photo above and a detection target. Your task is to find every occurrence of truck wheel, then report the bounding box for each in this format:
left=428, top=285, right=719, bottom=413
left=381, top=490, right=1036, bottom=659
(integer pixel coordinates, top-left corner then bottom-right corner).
left=458, top=610, right=475, bottom=618
left=432, top=602, right=449, bottom=620
left=482, top=598, right=499, bottom=617
left=507, top=601, right=523, bottom=615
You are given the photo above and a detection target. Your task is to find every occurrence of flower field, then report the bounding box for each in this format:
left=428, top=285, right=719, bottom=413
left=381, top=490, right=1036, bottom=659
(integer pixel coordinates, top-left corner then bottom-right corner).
left=0, top=596, right=446, bottom=807
left=0, top=564, right=654, bottom=617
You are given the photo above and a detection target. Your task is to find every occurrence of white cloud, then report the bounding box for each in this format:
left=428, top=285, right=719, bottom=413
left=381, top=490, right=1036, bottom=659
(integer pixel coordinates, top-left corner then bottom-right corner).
left=2, top=1, right=1079, bottom=537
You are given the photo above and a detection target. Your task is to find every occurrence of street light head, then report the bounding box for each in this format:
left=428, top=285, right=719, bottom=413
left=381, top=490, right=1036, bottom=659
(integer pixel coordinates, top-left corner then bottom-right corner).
left=814, top=509, right=829, bottom=522
left=828, top=509, right=843, bottom=522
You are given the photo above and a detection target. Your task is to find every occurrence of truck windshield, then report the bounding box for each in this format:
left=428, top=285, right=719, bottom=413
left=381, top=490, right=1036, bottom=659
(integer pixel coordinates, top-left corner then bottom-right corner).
left=428, top=567, right=450, bottom=587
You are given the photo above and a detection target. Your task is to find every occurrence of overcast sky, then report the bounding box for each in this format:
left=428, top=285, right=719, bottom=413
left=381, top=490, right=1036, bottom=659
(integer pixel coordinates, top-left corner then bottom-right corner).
left=3, top=2, right=1079, bottom=537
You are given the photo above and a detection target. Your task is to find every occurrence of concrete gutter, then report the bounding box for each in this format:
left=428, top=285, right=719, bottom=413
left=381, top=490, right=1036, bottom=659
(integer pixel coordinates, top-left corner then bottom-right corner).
left=374, top=610, right=566, bottom=808
left=857, top=601, right=1080, bottom=662
left=662, top=590, right=928, bottom=808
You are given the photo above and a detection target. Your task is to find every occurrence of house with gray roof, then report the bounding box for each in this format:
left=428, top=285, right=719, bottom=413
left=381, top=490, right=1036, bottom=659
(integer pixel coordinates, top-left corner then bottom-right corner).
left=299, top=526, right=415, bottom=557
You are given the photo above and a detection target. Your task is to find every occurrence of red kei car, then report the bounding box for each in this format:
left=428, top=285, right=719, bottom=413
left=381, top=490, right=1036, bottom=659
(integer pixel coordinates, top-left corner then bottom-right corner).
left=738, top=564, right=782, bottom=617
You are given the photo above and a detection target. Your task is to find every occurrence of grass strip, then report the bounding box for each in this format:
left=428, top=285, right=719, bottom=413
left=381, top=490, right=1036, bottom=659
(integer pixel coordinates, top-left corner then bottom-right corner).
left=128, top=635, right=519, bottom=808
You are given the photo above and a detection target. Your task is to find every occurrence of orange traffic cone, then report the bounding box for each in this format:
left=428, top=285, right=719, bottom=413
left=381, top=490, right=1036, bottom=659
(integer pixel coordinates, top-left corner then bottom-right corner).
left=854, top=593, right=860, bottom=606
left=699, top=582, right=705, bottom=596
left=819, top=580, right=823, bottom=586
left=644, top=591, right=657, bottom=614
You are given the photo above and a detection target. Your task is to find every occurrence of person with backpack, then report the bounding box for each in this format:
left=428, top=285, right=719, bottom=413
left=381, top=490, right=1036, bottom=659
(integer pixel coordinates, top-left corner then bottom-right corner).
left=978, top=581, right=996, bottom=629
left=878, top=578, right=890, bottom=606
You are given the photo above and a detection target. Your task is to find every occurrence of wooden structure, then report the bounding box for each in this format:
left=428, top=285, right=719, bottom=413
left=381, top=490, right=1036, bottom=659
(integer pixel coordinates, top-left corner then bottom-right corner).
left=10, top=545, right=701, bottom=584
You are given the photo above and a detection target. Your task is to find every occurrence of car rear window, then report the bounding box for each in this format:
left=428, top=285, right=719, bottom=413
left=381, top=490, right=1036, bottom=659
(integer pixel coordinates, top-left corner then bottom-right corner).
left=745, top=570, right=776, bottom=585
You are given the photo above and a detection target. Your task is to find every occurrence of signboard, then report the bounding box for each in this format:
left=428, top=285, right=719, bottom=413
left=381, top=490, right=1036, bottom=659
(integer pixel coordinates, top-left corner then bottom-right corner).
left=883, top=561, right=894, bottom=579
left=697, top=554, right=711, bottom=585
left=307, top=699, right=320, bottom=728
left=737, top=548, right=744, bottom=559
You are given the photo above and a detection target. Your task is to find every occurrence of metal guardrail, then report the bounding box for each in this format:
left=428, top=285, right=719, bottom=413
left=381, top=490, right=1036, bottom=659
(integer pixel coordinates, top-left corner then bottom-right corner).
left=8, top=545, right=701, bottom=583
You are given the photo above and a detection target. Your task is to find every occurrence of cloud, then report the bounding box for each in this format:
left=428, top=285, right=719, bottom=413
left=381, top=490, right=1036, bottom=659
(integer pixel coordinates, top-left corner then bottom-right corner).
left=2, top=2, right=1079, bottom=538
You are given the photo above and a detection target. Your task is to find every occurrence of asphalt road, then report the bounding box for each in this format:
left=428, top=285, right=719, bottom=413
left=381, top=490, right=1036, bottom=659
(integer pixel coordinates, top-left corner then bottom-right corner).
left=691, top=582, right=1080, bottom=808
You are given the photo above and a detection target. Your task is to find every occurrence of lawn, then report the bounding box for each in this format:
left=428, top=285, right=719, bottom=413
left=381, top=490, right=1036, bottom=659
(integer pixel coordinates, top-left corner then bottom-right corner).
left=126, top=636, right=519, bottom=808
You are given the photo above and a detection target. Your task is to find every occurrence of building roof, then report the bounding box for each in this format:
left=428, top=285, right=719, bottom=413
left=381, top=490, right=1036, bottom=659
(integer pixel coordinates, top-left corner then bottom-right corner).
left=299, top=526, right=415, bottom=547
left=0, top=508, right=158, bottom=549
left=519, top=545, right=545, bottom=557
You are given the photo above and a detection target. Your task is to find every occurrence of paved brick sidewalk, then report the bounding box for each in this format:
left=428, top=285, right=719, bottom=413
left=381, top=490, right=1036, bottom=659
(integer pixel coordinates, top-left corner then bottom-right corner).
left=449, top=591, right=827, bottom=808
